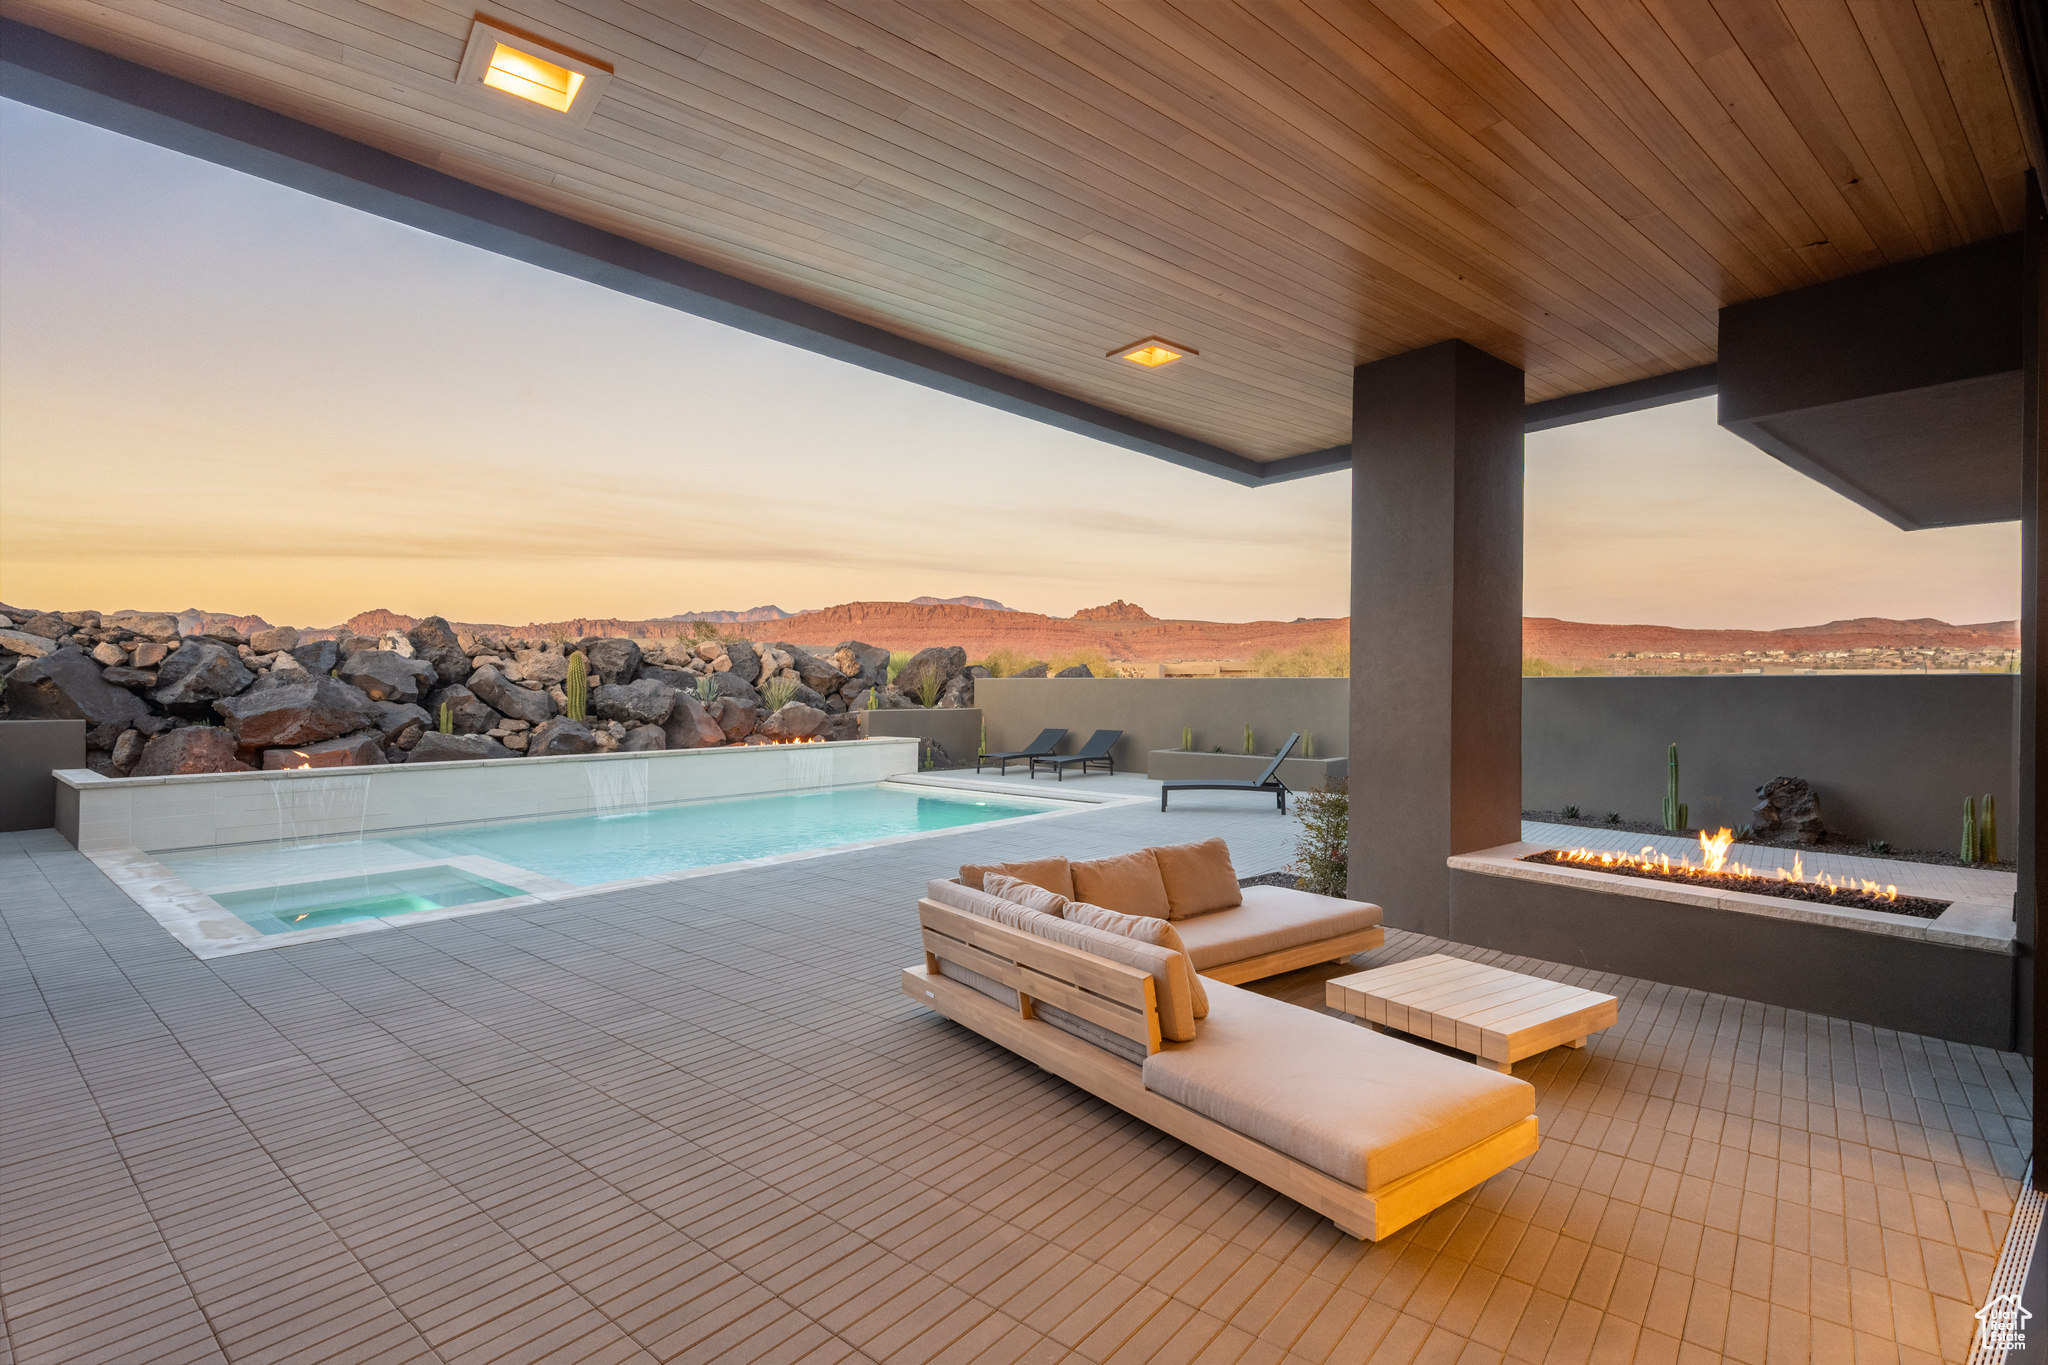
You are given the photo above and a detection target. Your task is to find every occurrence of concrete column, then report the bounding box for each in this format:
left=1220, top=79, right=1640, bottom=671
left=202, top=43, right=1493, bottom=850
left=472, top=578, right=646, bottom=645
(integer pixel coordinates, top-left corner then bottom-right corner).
left=1349, top=341, right=1525, bottom=937
left=2022, top=174, right=2045, bottom=1136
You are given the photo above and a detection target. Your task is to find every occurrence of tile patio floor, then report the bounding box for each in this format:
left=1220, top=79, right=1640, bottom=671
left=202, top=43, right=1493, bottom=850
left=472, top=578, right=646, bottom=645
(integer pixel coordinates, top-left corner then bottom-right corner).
left=0, top=783, right=2030, bottom=1364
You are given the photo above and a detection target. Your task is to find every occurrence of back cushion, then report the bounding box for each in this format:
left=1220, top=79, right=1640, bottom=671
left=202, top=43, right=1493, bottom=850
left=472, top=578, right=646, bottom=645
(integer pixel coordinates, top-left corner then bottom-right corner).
left=1070, top=849, right=1171, bottom=920
left=959, top=856, right=1074, bottom=898
left=1063, top=902, right=1208, bottom=1018
left=1148, top=838, right=1244, bottom=919
left=985, top=873, right=1070, bottom=917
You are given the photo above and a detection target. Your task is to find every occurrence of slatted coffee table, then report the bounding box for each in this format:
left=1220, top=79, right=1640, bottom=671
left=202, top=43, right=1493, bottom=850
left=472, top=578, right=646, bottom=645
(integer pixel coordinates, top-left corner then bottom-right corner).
left=1326, top=955, right=1618, bottom=1073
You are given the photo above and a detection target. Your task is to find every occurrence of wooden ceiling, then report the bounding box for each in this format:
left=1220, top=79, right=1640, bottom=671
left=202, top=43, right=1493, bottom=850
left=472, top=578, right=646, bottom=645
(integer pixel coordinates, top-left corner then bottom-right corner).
left=3, top=0, right=2030, bottom=463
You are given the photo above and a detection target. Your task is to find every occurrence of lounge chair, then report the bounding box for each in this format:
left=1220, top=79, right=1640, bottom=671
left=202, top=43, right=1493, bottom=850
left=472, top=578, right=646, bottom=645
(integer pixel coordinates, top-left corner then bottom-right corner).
left=1030, top=729, right=1122, bottom=780
left=976, top=727, right=1066, bottom=776
left=1160, top=733, right=1298, bottom=811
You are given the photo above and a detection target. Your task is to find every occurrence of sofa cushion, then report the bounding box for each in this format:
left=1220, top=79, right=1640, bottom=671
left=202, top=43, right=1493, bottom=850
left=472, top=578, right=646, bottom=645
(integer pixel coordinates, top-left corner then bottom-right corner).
left=926, top=878, right=1053, bottom=934
left=985, top=872, right=1071, bottom=917
left=1071, top=849, right=1172, bottom=919
left=959, top=856, right=1073, bottom=897
left=1062, top=902, right=1208, bottom=1018
left=1169, top=884, right=1383, bottom=970
left=1143, top=983, right=1534, bottom=1190
left=1147, top=837, right=1244, bottom=919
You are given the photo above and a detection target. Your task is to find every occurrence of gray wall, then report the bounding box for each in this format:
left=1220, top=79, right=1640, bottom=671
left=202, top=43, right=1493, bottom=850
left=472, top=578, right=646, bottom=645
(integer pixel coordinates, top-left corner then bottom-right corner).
left=1524, top=675, right=2015, bottom=853
left=860, top=708, right=982, bottom=768
left=976, top=678, right=1346, bottom=776
left=0, top=720, right=86, bottom=832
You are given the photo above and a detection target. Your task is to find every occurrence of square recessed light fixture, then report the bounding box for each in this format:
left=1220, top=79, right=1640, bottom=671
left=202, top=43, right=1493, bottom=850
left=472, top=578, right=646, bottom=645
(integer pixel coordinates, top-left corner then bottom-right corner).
left=1110, top=337, right=1196, bottom=368
left=459, top=18, right=612, bottom=125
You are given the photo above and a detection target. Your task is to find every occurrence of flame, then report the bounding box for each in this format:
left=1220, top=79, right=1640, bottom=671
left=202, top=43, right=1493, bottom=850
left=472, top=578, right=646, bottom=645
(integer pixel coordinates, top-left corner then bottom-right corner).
left=1548, top=829, right=1899, bottom=903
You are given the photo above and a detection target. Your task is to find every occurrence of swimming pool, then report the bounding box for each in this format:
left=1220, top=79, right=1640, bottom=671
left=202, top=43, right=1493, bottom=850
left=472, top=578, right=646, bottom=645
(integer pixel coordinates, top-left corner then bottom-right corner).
left=146, top=783, right=1069, bottom=946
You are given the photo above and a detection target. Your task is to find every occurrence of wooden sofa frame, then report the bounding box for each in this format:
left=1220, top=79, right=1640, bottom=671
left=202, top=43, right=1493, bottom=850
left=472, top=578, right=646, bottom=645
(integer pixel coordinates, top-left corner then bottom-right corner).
left=905, top=898, right=1538, bottom=1241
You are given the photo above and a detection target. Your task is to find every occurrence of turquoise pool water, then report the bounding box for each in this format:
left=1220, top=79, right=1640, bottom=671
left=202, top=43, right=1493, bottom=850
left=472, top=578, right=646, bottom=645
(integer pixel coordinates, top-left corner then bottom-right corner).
left=160, top=785, right=1059, bottom=935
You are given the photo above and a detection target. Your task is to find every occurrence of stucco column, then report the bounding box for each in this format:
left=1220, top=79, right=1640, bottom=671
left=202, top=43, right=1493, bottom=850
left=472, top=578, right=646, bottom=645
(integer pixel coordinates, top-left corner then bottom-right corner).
left=1349, top=341, right=1525, bottom=936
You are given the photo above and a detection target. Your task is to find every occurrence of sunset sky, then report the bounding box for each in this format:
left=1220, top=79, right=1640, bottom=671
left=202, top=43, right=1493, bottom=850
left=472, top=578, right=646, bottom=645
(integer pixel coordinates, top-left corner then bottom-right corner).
left=0, top=98, right=2021, bottom=632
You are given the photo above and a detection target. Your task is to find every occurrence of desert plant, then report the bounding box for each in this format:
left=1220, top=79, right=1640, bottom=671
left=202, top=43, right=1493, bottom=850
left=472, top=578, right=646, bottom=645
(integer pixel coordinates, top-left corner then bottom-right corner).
left=546, top=622, right=571, bottom=645
left=686, top=619, right=720, bottom=643
left=915, top=670, right=943, bottom=707
left=1252, top=635, right=1348, bottom=677
left=763, top=676, right=800, bottom=710
left=1286, top=780, right=1349, bottom=896
left=1982, top=794, right=1999, bottom=862
left=888, top=650, right=914, bottom=683
left=980, top=647, right=1029, bottom=679
left=1736, top=823, right=1755, bottom=841
left=1661, top=743, right=1687, bottom=832
left=865, top=686, right=879, bottom=711
left=1244, top=723, right=1255, bottom=755
left=693, top=676, right=718, bottom=705
left=1605, top=811, right=1621, bottom=824
left=437, top=701, right=454, bottom=735
left=1866, top=838, right=1892, bottom=855
left=1181, top=726, right=1193, bottom=751
left=1963, top=795, right=1979, bottom=864
left=1561, top=805, right=1580, bottom=819
left=566, top=650, right=589, bottom=722
left=1303, top=732, right=1316, bottom=760
left=979, top=720, right=987, bottom=756
left=1047, top=647, right=1111, bottom=679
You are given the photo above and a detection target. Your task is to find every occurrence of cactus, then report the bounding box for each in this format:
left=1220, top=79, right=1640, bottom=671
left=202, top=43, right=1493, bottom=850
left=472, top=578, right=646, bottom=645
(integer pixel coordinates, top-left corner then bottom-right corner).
left=1661, top=743, right=1687, bottom=832
left=865, top=686, right=879, bottom=711
left=1244, top=723, right=1255, bottom=755
left=1181, top=726, right=1193, bottom=752
left=437, top=701, right=454, bottom=735
left=566, top=650, right=589, bottom=722
left=1303, top=732, right=1316, bottom=760
left=1981, top=794, right=1999, bottom=863
left=693, top=675, right=718, bottom=705
left=979, top=719, right=987, bottom=757
left=1962, top=796, right=1979, bottom=863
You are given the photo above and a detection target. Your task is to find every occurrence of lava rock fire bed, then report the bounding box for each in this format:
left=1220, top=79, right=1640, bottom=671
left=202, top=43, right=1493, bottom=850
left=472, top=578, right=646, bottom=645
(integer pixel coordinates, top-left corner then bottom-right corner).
left=1517, top=847, right=1950, bottom=919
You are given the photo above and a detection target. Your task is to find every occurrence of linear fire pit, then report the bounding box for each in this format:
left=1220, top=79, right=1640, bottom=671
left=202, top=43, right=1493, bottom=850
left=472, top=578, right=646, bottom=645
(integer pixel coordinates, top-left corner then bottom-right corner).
left=1448, top=839, right=2015, bottom=1049
left=1517, top=845, right=1950, bottom=919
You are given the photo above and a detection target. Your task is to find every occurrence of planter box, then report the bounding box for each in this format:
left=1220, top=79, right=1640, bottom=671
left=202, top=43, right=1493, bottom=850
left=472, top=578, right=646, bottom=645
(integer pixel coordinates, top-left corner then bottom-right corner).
left=1146, top=749, right=1346, bottom=788
left=859, top=708, right=981, bottom=769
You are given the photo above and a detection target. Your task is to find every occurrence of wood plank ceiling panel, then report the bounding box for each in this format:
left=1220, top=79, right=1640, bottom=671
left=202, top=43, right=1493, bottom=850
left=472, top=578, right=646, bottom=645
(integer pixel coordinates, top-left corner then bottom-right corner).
left=0, top=0, right=2027, bottom=462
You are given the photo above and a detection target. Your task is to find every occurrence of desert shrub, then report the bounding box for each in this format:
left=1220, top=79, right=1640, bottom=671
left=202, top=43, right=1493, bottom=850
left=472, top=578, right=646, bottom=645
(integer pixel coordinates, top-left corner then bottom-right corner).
left=1252, top=636, right=1348, bottom=677
left=1047, top=647, right=1110, bottom=678
left=888, top=650, right=914, bottom=682
left=979, top=647, right=1029, bottom=678
left=763, top=676, right=800, bottom=710
left=1287, top=780, right=1348, bottom=897
left=693, top=676, right=718, bottom=704
left=1522, top=656, right=1606, bottom=676
left=915, top=671, right=943, bottom=707
left=685, top=619, right=722, bottom=643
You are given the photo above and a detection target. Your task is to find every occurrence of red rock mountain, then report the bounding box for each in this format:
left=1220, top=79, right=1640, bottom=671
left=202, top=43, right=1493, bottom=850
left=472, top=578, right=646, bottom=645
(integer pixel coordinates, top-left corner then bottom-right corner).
left=1072, top=600, right=1156, bottom=622
left=1522, top=616, right=2017, bottom=665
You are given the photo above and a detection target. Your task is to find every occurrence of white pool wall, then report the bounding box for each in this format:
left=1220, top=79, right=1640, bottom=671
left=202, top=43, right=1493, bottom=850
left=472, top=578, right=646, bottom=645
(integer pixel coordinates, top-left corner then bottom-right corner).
left=55, top=736, right=920, bottom=854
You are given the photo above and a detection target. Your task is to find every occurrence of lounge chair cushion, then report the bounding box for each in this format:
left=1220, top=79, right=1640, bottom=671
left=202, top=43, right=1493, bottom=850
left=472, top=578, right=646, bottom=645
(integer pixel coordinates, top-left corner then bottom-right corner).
left=1169, top=885, right=1383, bottom=970
left=1143, top=982, right=1534, bottom=1190
left=985, top=872, right=1072, bottom=917
left=927, top=879, right=1198, bottom=1042
left=1062, top=902, right=1208, bottom=1018
left=1147, top=837, right=1244, bottom=919
left=1070, top=849, right=1172, bottom=920
left=959, top=856, right=1074, bottom=898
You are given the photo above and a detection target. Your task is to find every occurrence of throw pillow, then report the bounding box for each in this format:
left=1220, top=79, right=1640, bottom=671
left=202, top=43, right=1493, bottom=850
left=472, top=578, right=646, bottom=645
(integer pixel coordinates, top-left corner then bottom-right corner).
left=958, top=855, right=1074, bottom=898
left=984, top=872, right=1070, bottom=917
left=1148, top=837, right=1244, bottom=919
left=1063, top=901, right=1209, bottom=1018
left=1070, top=849, right=1172, bottom=920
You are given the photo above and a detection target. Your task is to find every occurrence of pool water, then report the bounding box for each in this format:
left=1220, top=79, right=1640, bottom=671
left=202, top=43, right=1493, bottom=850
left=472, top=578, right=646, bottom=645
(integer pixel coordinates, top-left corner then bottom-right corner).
left=159, top=784, right=1058, bottom=935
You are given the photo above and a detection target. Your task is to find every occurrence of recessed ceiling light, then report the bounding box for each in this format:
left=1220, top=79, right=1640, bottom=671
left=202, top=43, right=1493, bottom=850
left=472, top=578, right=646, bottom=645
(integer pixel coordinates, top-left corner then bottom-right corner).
left=458, top=19, right=612, bottom=125
left=1110, top=337, right=1196, bottom=368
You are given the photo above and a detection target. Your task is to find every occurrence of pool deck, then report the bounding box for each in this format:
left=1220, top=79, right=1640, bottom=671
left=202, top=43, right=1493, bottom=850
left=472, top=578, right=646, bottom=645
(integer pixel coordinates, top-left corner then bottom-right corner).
left=1, top=773, right=2030, bottom=1364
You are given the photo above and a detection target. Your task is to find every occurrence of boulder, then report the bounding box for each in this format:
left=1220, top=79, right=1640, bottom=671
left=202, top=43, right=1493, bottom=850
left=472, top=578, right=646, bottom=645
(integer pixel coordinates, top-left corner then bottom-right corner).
left=758, top=703, right=829, bottom=740
left=366, top=700, right=433, bottom=745
left=938, top=673, right=975, bottom=708
left=0, top=628, right=58, bottom=659
left=620, top=724, right=667, bottom=752
left=1750, top=776, right=1826, bottom=846
left=335, top=650, right=436, bottom=704
left=290, top=639, right=339, bottom=675
left=826, top=712, right=861, bottom=742
left=211, top=675, right=377, bottom=748
left=662, top=693, right=727, bottom=749
left=722, top=638, right=762, bottom=685
left=335, top=634, right=379, bottom=660
left=511, top=645, right=570, bottom=685
left=261, top=734, right=386, bottom=769
left=249, top=625, right=300, bottom=653
left=18, top=613, right=72, bottom=641
left=468, top=665, right=555, bottom=724
left=783, top=682, right=829, bottom=710
left=706, top=697, right=754, bottom=743
left=770, top=643, right=848, bottom=693
left=425, top=684, right=497, bottom=734
left=1011, top=662, right=1049, bottom=678
left=110, top=728, right=146, bottom=771
left=637, top=664, right=695, bottom=690
left=408, top=732, right=514, bottom=763
left=100, top=666, right=158, bottom=689
left=1054, top=664, right=1095, bottom=678
left=133, top=714, right=182, bottom=737
left=130, top=726, right=245, bottom=776
left=895, top=646, right=966, bottom=699
left=102, top=611, right=180, bottom=640
left=417, top=645, right=473, bottom=687
left=832, top=641, right=890, bottom=687
left=593, top=679, right=676, bottom=726
left=527, top=717, right=598, bottom=757
left=5, top=647, right=151, bottom=725
left=846, top=685, right=915, bottom=710
left=84, top=721, right=124, bottom=751
left=406, top=616, right=460, bottom=653
left=707, top=672, right=762, bottom=709
left=130, top=640, right=171, bottom=669
left=581, top=638, right=641, bottom=686
left=89, top=642, right=127, bottom=667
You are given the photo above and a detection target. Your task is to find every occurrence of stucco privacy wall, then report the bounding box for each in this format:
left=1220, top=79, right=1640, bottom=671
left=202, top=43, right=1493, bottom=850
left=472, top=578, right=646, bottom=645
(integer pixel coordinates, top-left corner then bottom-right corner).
left=974, top=676, right=2011, bottom=852
left=56, top=736, right=920, bottom=854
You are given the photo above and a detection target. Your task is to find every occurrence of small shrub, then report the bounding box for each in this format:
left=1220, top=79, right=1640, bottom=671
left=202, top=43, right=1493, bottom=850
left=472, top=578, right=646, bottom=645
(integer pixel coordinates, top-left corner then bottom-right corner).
left=980, top=647, right=1029, bottom=679
left=1866, top=838, right=1892, bottom=855
left=685, top=619, right=721, bottom=643
left=1287, top=780, right=1349, bottom=897
left=1604, top=811, right=1621, bottom=824
left=1047, top=647, right=1111, bottom=678
left=693, top=676, right=718, bottom=704
left=915, top=671, right=943, bottom=707
left=1736, top=823, right=1755, bottom=841
left=1252, top=636, right=1347, bottom=677
left=888, top=650, right=913, bottom=683
left=763, top=676, right=800, bottom=710
left=546, top=622, right=571, bottom=645
left=1523, top=656, right=1607, bottom=677
left=1561, top=805, right=1580, bottom=819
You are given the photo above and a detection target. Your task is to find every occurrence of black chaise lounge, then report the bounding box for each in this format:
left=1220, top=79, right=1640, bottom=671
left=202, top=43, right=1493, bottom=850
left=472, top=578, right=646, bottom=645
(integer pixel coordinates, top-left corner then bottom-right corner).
left=976, top=727, right=1066, bottom=776
left=1030, top=729, right=1123, bottom=781
left=1160, top=733, right=1299, bottom=811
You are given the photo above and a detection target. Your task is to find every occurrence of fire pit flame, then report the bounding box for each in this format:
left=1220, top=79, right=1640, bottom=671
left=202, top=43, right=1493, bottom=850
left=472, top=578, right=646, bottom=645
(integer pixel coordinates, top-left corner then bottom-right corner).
left=1550, top=829, right=1900, bottom=903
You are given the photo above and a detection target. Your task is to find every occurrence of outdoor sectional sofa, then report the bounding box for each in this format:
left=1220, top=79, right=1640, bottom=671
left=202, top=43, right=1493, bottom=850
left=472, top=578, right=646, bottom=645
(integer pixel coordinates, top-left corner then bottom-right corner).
left=901, top=840, right=1539, bottom=1240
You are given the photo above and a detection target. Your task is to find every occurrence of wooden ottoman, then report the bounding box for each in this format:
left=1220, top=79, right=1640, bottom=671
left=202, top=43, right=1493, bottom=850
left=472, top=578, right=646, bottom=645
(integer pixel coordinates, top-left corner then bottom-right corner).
left=1327, top=954, right=1618, bottom=1073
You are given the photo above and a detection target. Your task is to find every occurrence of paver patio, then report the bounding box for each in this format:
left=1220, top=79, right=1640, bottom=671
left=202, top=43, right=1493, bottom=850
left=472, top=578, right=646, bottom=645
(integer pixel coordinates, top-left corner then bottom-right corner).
left=0, top=786, right=2029, bottom=1363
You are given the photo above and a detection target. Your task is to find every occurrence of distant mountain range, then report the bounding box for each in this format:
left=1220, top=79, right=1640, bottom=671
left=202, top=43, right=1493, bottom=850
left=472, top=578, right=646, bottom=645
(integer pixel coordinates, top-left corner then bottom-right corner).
left=651, top=605, right=805, bottom=623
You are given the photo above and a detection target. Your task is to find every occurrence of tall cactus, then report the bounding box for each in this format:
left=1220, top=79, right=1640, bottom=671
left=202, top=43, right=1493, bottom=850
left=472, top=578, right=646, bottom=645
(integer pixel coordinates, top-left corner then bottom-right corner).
left=1244, top=722, right=1255, bottom=755
left=437, top=701, right=454, bottom=735
left=1962, top=795, right=1979, bottom=864
left=566, top=650, right=589, bottom=722
left=1662, top=743, right=1688, bottom=832
left=1982, top=794, right=1999, bottom=863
